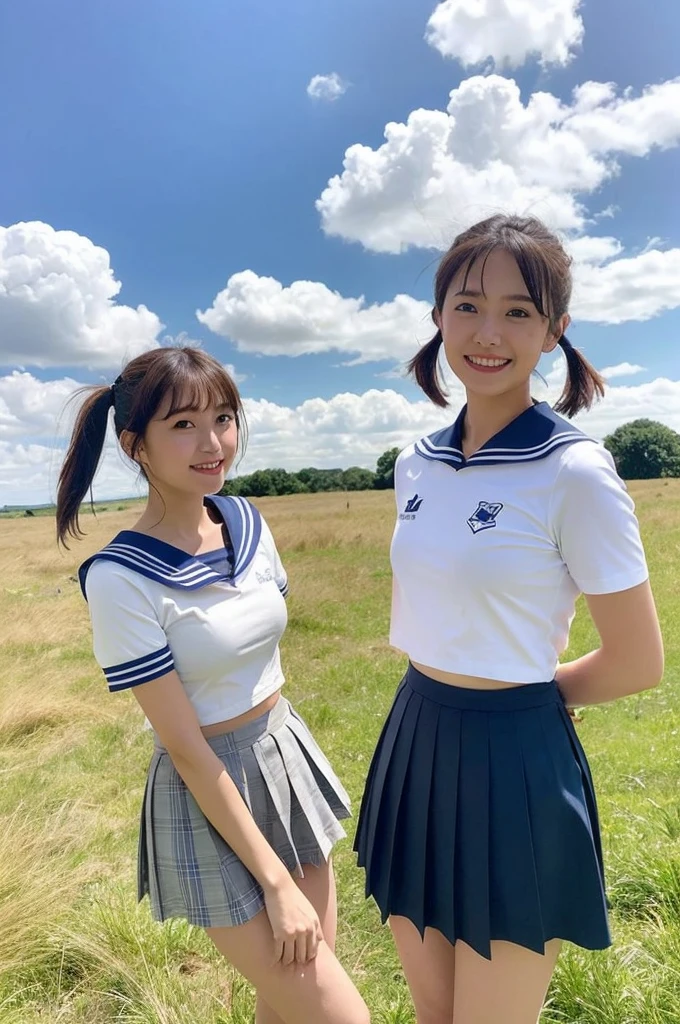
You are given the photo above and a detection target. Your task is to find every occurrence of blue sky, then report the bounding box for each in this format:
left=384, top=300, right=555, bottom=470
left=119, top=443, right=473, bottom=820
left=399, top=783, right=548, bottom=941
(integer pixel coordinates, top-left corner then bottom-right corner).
left=1, top=0, right=679, bottom=503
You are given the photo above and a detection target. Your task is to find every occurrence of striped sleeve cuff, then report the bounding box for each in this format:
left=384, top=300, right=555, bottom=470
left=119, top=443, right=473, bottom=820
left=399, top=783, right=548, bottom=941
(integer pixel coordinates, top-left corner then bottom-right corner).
left=103, top=645, right=175, bottom=691
left=278, top=575, right=289, bottom=599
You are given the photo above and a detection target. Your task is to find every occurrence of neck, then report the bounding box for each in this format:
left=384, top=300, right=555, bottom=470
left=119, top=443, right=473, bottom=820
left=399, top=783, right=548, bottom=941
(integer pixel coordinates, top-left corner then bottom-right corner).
left=462, top=384, right=533, bottom=457
left=135, top=485, right=217, bottom=544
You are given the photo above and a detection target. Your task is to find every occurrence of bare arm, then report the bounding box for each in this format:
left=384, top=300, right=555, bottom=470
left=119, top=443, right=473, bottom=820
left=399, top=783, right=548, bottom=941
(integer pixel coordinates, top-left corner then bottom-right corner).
left=133, top=671, right=322, bottom=963
left=556, top=580, right=663, bottom=707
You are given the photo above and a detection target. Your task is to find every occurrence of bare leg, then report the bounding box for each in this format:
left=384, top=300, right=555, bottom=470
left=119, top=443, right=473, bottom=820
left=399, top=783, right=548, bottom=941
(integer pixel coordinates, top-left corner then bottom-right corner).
left=452, top=938, right=561, bottom=1024
left=207, top=859, right=367, bottom=1024
left=254, top=860, right=340, bottom=1024
left=389, top=916, right=455, bottom=1024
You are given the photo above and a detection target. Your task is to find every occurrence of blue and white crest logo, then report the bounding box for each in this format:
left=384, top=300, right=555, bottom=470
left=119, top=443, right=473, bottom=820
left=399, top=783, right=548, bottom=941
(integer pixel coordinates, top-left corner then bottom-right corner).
left=467, top=501, right=504, bottom=534
left=399, top=493, right=424, bottom=520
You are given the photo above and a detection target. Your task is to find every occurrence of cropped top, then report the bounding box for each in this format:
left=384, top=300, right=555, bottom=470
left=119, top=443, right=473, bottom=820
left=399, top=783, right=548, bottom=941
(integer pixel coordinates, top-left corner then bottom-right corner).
left=79, top=495, right=289, bottom=725
left=389, top=402, right=649, bottom=684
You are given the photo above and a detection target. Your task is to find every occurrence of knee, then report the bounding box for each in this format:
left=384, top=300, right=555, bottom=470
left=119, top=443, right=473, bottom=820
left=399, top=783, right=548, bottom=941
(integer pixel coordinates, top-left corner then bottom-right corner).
left=415, top=1001, right=453, bottom=1024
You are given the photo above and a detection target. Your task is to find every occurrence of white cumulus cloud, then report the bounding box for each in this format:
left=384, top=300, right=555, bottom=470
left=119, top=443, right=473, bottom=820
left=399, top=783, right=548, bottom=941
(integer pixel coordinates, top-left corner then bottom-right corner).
left=197, top=270, right=433, bottom=363
left=572, top=246, right=680, bottom=323
left=306, top=73, right=348, bottom=102
left=316, top=75, right=680, bottom=253
left=0, top=371, right=82, bottom=439
left=599, top=363, right=646, bottom=380
left=0, top=221, right=163, bottom=369
left=425, top=0, right=584, bottom=69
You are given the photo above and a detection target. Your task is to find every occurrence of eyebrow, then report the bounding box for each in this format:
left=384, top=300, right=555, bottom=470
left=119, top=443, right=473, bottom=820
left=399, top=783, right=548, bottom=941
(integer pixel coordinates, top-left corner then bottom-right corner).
left=454, top=289, right=535, bottom=303
left=163, top=402, right=232, bottom=419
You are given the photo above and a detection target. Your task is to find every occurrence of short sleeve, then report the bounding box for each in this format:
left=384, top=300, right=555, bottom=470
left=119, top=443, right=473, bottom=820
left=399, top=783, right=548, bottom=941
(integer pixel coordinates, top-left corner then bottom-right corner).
left=550, top=442, right=649, bottom=595
left=260, top=518, right=289, bottom=598
left=84, top=561, right=175, bottom=691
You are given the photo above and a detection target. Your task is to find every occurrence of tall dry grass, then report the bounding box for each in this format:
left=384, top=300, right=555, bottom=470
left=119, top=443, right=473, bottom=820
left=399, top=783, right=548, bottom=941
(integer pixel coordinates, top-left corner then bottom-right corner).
left=0, top=482, right=679, bottom=1022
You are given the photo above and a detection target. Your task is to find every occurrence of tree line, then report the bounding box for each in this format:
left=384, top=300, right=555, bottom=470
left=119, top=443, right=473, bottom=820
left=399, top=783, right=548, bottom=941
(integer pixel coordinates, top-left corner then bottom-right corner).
left=218, top=420, right=680, bottom=499
left=220, top=448, right=401, bottom=497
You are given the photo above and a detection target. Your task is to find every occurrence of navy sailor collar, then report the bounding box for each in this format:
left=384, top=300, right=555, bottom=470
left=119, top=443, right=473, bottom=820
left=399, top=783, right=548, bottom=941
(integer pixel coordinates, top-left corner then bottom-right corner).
left=415, top=401, right=593, bottom=470
left=78, top=494, right=262, bottom=598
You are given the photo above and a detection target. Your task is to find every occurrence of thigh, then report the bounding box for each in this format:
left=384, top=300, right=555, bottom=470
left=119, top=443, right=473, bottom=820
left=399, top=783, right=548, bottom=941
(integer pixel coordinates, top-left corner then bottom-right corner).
left=208, top=864, right=368, bottom=1024
left=389, top=916, right=455, bottom=1024
left=452, top=938, right=561, bottom=1024
left=254, top=860, right=340, bottom=1024
left=297, top=858, right=338, bottom=952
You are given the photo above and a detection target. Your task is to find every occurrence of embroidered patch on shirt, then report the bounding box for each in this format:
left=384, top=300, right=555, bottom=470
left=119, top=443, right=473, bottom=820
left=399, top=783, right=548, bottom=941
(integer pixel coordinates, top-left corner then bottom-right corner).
left=399, top=493, right=424, bottom=520
left=467, top=501, right=504, bottom=534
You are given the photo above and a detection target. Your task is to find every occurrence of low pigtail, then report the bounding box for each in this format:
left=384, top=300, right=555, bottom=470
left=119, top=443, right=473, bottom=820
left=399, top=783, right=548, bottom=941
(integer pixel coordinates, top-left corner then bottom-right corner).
left=407, top=328, right=448, bottom=408
left=56, top=386, right=114, bottom=547
left=553, top=336, right=606, bottom=418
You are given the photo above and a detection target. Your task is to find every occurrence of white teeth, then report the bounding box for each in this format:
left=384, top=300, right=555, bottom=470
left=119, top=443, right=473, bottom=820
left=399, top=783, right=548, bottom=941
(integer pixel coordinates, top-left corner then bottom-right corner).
left=467, top=356, right=510, bottom=367
left=193, top=460, right=222, bottom=469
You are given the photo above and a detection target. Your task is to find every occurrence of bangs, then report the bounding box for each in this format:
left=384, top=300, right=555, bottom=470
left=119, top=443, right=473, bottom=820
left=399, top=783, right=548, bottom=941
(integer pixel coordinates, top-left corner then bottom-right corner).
left=440, top=236, right=558, bottom=323
left=159, top=362, right=240, bottom=420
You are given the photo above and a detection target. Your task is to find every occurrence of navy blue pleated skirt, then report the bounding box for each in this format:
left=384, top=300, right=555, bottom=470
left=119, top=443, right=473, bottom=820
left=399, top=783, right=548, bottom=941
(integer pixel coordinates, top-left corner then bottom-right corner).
left=354, top=665, right=611, bottom=960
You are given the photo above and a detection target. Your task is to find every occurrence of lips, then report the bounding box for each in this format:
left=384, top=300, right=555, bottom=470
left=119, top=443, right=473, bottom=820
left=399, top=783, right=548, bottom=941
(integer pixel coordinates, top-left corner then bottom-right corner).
left=190, top=459, right=225, bottom=475
left=464, top=355, right=512, bottom=373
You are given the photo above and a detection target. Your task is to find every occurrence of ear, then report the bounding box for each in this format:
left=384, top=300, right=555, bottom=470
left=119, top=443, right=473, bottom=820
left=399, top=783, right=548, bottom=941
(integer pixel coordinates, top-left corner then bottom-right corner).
left=432, top=306, right=442, bottom=332
left=543, top=313, right=570, bottom=354
left=119, top=429, right=139, bottom=462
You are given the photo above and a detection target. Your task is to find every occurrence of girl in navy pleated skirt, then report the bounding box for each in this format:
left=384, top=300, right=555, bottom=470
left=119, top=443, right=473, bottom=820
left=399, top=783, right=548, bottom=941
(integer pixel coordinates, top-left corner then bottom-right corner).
left=354, top=215, right=664, bottom=1024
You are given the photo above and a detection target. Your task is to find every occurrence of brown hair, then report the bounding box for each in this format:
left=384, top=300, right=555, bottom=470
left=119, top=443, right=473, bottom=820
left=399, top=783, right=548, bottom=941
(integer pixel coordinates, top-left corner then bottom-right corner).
left=408, top=214, right=605, bottom=416
left=56, top=347, right=246, bottom=546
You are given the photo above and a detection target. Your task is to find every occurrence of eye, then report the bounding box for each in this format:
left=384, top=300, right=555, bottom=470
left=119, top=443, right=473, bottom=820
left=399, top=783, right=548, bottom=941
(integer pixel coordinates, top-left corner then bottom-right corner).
left=454, top=302, right=477, bottom=313
left=217, top=412, right=233, bottom=425
left=172, top=419, right=194, bottom=429
left=507, top=308, right=530, bottom=318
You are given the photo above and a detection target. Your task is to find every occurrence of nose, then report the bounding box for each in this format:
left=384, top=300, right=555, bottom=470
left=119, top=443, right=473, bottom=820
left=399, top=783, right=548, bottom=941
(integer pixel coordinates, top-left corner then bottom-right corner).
left=473, top=315, right=502, bottom=348
left=199, top=427, right=223, bottom=453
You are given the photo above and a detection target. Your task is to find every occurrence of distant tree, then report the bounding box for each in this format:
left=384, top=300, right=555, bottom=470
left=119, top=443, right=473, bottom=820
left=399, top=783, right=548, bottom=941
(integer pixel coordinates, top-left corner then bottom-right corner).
left=374, top=447, right=401, bottom=489
left=604, top=419, right=680, bottom=480
left=342, top=466, right=376, bottom=491
left=222, top=468, right=309, bottom=497
left=296, top=468, right=345, bottom=492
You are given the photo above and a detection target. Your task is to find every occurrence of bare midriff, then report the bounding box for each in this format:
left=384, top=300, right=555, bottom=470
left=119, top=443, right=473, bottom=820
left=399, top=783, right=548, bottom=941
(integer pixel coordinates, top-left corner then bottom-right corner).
left=200, top=688, right=283, bottom=738
left=410, top=661, right=521, bottom=690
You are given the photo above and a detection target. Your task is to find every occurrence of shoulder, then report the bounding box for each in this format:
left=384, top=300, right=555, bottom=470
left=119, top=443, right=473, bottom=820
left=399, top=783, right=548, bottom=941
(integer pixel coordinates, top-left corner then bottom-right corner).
left=552, top=438, right=619, bottom=484
left=394, top=442, right=418, bottom=476
left=549, top=439, right=634, bottom=532
left=258, top=511, right=277, bottom=548
left=80, top=551, right=156, bottom=604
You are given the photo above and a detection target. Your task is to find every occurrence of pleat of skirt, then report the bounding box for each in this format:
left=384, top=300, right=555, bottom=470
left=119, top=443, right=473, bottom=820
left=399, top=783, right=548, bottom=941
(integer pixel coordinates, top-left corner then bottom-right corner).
left=354, top=664, right=611, bottom=960
left=137, top=695, right=351, bottom=929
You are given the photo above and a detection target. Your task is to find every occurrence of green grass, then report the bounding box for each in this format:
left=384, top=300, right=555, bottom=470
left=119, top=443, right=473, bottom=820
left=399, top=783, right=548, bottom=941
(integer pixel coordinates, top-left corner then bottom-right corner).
left=0, top=482, right=679, bottom=1022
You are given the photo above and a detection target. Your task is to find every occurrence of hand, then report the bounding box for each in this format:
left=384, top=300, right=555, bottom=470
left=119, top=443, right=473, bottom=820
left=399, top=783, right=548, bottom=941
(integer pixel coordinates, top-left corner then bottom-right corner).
left=263, top=877, right=324, bottom=966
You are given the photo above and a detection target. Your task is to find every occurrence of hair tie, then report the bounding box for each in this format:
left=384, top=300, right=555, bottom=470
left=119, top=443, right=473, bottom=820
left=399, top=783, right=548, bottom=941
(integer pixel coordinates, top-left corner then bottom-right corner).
left=110, top=374, right=124, bottom=408
left=558, top=335, right=572, bottom=351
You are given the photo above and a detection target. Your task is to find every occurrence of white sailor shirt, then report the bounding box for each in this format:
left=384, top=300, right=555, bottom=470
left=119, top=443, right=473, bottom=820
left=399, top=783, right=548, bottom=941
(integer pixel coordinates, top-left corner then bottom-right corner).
left=79, top=495, right=289, bottom=725
left=390, top=402, right=649, bottom=684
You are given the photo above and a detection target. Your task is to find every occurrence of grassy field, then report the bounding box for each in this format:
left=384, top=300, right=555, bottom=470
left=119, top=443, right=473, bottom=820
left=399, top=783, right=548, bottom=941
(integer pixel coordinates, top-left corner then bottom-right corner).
left=1, top=482, right=679, bottom=1023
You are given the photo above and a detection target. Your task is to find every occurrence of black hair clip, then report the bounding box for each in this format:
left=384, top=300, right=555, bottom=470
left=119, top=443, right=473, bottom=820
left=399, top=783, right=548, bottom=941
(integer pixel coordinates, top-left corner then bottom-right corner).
left=110, top=374, right=123, bottom=407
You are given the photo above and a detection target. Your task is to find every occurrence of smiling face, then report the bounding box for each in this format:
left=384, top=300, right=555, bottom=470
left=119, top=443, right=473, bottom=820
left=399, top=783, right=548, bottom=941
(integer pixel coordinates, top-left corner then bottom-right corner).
left=134, top=394, right=239, bottom=499
left=436, top=247, right=570, bottom=401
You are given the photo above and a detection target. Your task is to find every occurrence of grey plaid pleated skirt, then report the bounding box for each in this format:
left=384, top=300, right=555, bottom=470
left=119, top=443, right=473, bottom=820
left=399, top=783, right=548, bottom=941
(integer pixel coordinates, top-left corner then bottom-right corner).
left=137, top=696, right=351, bottom=928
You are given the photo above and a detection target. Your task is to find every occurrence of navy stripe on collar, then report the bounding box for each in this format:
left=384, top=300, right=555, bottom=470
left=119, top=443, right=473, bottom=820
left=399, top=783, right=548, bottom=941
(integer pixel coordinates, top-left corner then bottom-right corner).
left=415, top=402, right=594, bottom=469
left=78, top=494, right=262, bottom=598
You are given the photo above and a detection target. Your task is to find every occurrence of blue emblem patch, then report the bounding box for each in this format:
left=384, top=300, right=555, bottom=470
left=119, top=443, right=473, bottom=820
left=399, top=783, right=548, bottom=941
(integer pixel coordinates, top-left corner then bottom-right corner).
left=467, top=501, right=504, bottom=534
left=399, top=493, right=424, bottom=521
